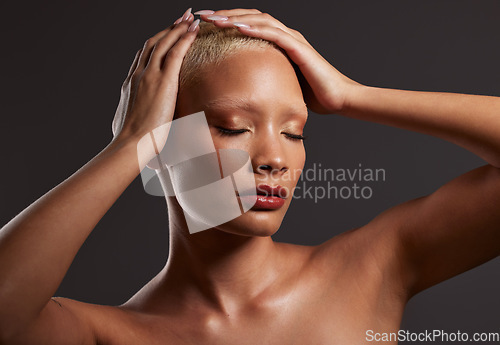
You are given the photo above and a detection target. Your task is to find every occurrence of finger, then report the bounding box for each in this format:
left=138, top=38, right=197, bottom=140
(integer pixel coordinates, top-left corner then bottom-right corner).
left=209, top=13, right=287, bottom=32
left=136, top=29, right=171, bottom=72
left=208, top=8, right=262, bottom=16
left=161, top=23, right=200, bottom=81
left=197, top=9, right=262, bottom=24
left=202, top=11, right=308, bottom=45
left=126, top=49, right=142, bottom=80
left=230, top=24, right=312, bottom=68
left=148, top=19, right=196, bottom=70
left=232, top=23, right=332, bottom=103
left=136, top=13, right=194, bottom=73
left=196, top=8, right=261, bottom=25
left=175, top=7, right=193, bottom=24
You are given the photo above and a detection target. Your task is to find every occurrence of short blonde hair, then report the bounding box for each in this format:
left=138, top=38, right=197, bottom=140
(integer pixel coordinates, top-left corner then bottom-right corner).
left=179, top=21, right=287, bottom=90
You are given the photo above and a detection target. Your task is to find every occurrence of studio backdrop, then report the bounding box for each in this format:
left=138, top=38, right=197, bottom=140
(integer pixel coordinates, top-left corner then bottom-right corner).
left=1, top=0, right=498, bottom=343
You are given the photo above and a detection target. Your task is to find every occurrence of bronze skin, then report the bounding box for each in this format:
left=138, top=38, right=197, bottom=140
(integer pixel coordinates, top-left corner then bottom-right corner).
left=0, top=7, right=499, bottom=345
left=173, top=47, right=308, bottom=237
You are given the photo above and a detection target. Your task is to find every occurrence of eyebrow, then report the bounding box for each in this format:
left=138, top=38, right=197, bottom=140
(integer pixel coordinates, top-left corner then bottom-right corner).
left=204, top=97, right=308, bottom=116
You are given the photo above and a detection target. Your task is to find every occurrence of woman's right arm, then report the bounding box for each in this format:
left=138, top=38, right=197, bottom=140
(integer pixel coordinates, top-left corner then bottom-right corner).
left=0, top=8, right=199, bottom=344
left=0, top=136, right=141, bottom=343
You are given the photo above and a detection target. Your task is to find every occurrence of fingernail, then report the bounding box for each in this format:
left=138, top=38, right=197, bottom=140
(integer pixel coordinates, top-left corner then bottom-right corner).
left=181, top=7, right=192, bottom=21
left=173, top=16, right=182, bottom=25
left=206, top=15, right=228, bottom=21
left=194, top=10, right=215, bottom=15
left=188, top=19, right=200, bottom=32
left=233, top=22, right=251, bottom=29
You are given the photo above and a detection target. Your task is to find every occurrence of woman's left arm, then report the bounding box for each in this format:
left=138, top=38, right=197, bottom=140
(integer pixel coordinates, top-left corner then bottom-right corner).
left=343, top=87, right=500, bottom=168
left=201, top=8, right=500, bottom=295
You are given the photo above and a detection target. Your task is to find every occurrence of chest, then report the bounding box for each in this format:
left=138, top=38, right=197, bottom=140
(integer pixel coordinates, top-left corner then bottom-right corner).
left=98, top=245, right=406, bottom=345
left=98, top=283, right=405, bottom=345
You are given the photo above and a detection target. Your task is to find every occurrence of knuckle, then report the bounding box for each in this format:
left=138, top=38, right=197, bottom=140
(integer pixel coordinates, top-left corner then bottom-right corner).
left=121, top=79, right=130, bottom=90
left=271, top=26, right=283, bottom=34
left=165, top=48, right=183, bottom=61
left=130, top=72, right=143, bottom=86
left=251, top=8, right=262, bottom=13
left=144, top=38, right=155, bottom=49
left=154, top=37, right=169, bottom=50
left=290, top=28, right=303, bottom=37
left=171, top=20, right=189, bottom=31
left=141, top=69, right=157, bottom=83
left=149, top=44, right=159, bottom=56
left=129, top=75, right=139, bottom=85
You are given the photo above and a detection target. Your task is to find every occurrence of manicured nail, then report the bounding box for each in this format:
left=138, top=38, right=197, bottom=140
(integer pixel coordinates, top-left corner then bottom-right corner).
left=194, top=10, right=215, bottom=15
left=173, top=16, right=182, bottom=25
left=206, top=15, right=228, bottom=21
left=188, top=19, right=200, bottom=32
left=233, top=22, right=251, bottom=29
left=181, top=7, right=192, bottom=21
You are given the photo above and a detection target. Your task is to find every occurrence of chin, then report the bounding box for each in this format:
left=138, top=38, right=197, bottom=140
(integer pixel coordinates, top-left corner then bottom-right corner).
left=167, top=193, right=293, bottom=237
left=214, top=206, right=289, bottom=237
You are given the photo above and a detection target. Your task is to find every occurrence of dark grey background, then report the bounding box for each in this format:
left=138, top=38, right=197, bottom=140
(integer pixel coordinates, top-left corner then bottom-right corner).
left=1, top=0, right=498, bottom=343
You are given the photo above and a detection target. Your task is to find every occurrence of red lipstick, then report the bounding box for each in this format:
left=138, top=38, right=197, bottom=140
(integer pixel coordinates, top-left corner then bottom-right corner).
left=239, top=184, right=288, bottom=210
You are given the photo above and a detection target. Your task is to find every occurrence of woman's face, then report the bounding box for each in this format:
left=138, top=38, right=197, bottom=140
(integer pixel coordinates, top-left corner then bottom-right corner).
left=175, top=46, right=308, bottom=237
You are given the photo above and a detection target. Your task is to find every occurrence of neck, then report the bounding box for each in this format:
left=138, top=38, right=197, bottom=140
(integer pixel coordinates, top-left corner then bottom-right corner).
left=157, top=197, right=284, bottom=315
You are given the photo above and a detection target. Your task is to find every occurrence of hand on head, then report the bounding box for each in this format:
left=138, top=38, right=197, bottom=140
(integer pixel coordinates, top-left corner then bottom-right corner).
left=195, top=8, right=361, bottom=115
left=112, top=7, right=200, bottom=160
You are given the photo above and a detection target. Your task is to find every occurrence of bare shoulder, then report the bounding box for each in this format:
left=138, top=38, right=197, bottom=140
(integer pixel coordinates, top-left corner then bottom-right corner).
left=274, top=224, right=409, bottom=331
left=310, top=216, right=410, bottom=296
left=312, top=164, right=500, bottom=297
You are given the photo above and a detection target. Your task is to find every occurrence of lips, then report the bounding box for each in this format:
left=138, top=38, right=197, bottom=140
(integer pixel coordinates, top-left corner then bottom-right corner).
left=255, top=184, right=288, bottom=199
left=238, top=184, right=288, bottom=210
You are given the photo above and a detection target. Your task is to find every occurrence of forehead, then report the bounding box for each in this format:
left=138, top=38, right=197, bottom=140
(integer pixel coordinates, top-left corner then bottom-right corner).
left=177, top=47, right=307, bottom=117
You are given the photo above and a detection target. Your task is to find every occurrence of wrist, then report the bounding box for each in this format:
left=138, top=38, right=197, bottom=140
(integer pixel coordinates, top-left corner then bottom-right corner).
left=338, top=81, right=368, bottom=116
left=109, top=131, right=164, bottom=172
left=108, top=133, right=141, bottom=154
left=105, top=133, right=149, bottom=170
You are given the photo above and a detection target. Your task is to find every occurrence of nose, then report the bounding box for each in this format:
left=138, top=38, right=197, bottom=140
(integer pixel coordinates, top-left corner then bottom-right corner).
left=252, top=135, right=289, bottom=177
left=256, top=162, right=288, bottom=176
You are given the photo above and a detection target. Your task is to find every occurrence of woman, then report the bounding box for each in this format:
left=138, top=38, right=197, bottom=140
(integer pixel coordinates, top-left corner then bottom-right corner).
left=0, top=7, right=499, bottom=344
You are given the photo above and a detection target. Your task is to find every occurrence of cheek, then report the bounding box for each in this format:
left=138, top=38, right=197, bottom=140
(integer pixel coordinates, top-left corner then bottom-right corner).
left=283, top=144, right=305, bottom=188
left=211, top=135, right=251, bottom=152
left=289, top=144, right=306, bottom=169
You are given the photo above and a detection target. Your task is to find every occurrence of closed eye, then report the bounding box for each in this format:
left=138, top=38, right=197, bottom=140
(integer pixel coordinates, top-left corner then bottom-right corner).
left=216, top=127, right=249, bottom=136
left=216, top=127, right=306, bottom=141
left=283, top=132, right=306, bottom=141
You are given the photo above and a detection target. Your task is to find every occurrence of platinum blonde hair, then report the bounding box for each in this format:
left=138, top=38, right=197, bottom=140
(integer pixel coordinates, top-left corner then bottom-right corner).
left=179, top=21, right=288, bottom=90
